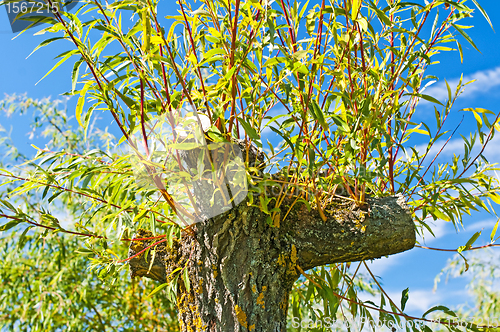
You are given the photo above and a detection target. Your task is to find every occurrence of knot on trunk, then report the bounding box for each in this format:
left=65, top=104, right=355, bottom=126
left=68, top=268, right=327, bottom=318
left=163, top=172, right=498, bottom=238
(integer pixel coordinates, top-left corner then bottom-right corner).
left=128, top=229, right=183, bottom=283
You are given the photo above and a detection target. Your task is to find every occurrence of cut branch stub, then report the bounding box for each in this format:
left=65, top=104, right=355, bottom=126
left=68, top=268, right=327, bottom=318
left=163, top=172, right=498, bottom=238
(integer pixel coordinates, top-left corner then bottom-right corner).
left=282, top=193, right=415, bottom=270
left=128, top=229, right=182, bottom=284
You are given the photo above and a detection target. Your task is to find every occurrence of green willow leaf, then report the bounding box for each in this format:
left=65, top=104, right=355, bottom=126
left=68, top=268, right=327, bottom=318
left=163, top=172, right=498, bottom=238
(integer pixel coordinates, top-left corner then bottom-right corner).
left=0, top=219, right=22, bottom=232
left=451, top=23, right=481, bottom=53
left=145, top=282, right=169, bottom=299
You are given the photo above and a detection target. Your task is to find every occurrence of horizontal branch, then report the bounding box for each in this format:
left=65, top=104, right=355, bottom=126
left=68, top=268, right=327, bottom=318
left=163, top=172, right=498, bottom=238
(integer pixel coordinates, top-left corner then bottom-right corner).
left=282, top=194, right=416, bottom=270
left=416, top=244, right=500, bottom=252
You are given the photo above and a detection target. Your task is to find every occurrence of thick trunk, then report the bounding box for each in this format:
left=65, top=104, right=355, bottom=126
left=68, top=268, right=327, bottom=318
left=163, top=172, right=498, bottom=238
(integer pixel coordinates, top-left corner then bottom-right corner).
left=177, top=202, right=294, bottom=332
left=129, top=193, right=415, bottom=332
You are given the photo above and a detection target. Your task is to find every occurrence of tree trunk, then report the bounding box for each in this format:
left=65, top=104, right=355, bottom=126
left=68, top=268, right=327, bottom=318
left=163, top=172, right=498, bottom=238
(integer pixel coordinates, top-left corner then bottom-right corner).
left=128, top=138, right=415, bottom=331
left=129, top=193, right=415, bottom=332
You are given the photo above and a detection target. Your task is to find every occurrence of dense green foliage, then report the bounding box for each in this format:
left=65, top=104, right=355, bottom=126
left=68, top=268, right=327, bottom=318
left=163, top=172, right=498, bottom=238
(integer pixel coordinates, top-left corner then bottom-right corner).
left=0, top=96, right=179, bottom=331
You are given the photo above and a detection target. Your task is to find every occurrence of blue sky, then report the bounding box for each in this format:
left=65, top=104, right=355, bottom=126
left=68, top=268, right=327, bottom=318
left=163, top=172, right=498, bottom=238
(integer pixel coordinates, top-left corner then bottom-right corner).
left=1, top=0, right=500, bottom=322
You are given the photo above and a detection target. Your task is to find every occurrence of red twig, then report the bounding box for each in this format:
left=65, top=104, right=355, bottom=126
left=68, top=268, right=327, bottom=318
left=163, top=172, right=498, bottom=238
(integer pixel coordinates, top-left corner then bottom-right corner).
left=416, top=244, right=500, bottom=252
left=117, top=238, right=168, bottom=263
left=140, top=74, right=150, bottom=157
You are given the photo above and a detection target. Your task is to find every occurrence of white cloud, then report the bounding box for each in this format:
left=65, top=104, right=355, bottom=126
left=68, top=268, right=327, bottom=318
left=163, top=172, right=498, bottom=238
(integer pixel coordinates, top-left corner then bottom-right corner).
left=396, top=289, right=468, bottom=313
left=357, top=288, right=466, bottom=317
left=482, top=135, right=500, bottom=162
left=413, top=138, right=465, bottom=160
left=465, top=218, right=498, bottom=233
left=396, top=289, right=442, bottom=312
left=363, top=254, right=402, bottom=276
left=411, top=130, right=500, bottom=166
left=423, top=66, right=500, bottom=102
left=417, top=219, right=451, bottom=244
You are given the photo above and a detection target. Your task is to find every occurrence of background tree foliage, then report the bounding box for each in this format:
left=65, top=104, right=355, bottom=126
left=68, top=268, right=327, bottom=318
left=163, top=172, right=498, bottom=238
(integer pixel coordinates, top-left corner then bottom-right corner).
left=1, top=0, right=500, bottom=330
left=0, top=97, right=179, bottom=331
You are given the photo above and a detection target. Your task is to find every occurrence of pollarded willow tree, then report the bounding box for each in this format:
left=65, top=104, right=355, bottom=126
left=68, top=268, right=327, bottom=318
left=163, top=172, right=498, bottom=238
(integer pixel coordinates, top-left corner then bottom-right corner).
left=1, top=0, right=500, bottom=331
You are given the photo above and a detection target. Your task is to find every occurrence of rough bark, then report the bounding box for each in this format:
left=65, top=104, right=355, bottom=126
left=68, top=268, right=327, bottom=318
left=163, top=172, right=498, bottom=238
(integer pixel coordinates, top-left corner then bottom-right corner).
left=129, top=193, right=415, bottom=332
